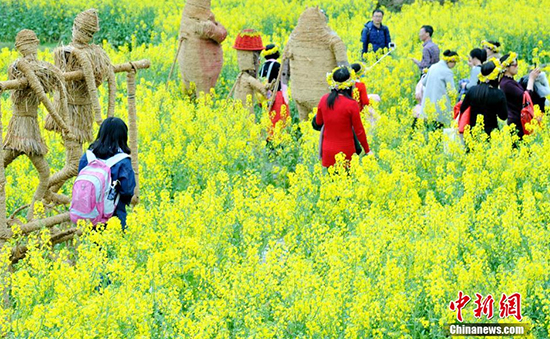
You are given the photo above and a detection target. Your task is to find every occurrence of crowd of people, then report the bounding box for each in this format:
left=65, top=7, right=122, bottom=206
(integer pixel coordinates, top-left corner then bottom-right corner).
left=284, top=8, right=549, bottom=168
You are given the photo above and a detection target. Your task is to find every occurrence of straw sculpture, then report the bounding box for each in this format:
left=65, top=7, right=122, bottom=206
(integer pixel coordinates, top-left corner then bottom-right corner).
left=178, top=0, right=227, bottom=96
left=46, top=9, right=116, bottom=194
left=282, top=7, right=349, bottom=121
left=232, top=29, right=268, bottom=115
left=3, top=30, right=72, bottom=221
left=0, top=90, right=6, bottom=250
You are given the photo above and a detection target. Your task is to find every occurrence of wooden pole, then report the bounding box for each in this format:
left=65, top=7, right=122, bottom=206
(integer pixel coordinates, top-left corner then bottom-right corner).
left=267, top=57, right=286, bottom=113
left=0, top=91, right=7, bottom=249
left=127, top=66, right=140, bottom=206
left=168, top=38, right=184, bottom=83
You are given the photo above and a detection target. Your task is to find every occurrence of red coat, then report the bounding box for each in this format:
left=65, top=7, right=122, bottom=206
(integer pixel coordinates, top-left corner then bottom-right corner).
left=354, top=81, right=370, bottom=110
left=316, top=94, right=370, bottom=167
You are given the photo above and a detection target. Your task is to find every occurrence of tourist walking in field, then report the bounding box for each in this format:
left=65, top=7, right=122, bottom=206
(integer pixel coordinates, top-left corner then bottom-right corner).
left=361, top=9, right=392, bottom=55
left=350, top=63, right=370, bottom=110
left=500, top=53, right=541, bottom=139
left=260, top=43, right=290, bottom=134
left=463, top=48, right=487, bottom=91
left=77, top=117, right=136, bottom=230
left=412, top=25, right=440, bottom=74
left=460, top=59, right=508, bottom=135
left=313, top=66, right=371, bottom=168
left=419, top=50, right=458, bottom=128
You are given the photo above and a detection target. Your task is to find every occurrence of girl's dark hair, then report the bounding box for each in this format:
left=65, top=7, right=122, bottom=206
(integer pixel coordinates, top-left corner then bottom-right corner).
left=263, top=43, right=280, bottom=60
left=443, top=49, right=458, bottom=57
left=487, top=40, right=501, bottom=48
left=479, top=60, right=500, bottom=88
left=327, top=67, right=353, bottom=109
left=350, top=63, right=362, bottom=73
left=470, top=48, right=487, bottom=63
left=499, top=53, right=514, bottom=64
left=89, top=117, right=131, bottom=159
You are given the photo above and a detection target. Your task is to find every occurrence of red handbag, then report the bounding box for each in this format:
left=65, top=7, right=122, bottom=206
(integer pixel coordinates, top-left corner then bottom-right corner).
left=454, top=101, right=471, bottom=134
left=521, top=91, right=535, bottom=135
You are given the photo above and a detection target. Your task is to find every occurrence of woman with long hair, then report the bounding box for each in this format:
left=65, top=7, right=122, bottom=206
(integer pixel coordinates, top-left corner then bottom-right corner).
left=77, top=117, right=136, bottom=229
left=460, top=58, right=508, bottom=135
left=314, top=66, right=371, bottom=168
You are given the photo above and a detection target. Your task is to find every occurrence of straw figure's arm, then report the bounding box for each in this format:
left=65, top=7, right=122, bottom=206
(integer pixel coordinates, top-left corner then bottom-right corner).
left=107, top=64, right=116, bottom=117
left=329, top=34, right=349, bottom=67
left=45, top=63, right=76, bottom=140
left=72, top=48, right=103, bottom=125
left=227, top=72, right=242, bottom=100
left=281, top=42, right=292, bottom=85
left=198, top=20, right=227, bottom=44
left=244, top=73, right=267, bottom=97
left=17, top=60, right=70, bottom=135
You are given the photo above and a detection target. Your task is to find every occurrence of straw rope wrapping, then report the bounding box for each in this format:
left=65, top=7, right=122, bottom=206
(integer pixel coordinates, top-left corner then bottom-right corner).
left=127, top=68, right=140, bottom=205
left=283, top=7, right=348, bottom=121
left=178, top=0, right=227, bottom=96
left=0, top=90, right=6, bottom=247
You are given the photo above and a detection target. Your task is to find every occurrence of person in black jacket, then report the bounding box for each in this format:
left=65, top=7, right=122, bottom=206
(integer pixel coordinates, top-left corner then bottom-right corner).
left=460, top=59, right=508, bottom=136
left=360, top=9, right=391, bottom=55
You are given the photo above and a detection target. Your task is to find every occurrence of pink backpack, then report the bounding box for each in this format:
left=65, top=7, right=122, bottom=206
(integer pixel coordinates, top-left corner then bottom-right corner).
left=70, top=150, right=130, bottom=225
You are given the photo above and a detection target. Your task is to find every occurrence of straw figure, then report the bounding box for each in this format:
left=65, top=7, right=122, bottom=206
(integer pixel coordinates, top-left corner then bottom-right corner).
left=3, top=30, right=72, bottom=221
left=282, top=7, right=349, bottom=121
left=177, top=0, right=227, bottom=96
left=231, top=29, right=269, bottom=115
left=46, top=9, right=116, bottom=196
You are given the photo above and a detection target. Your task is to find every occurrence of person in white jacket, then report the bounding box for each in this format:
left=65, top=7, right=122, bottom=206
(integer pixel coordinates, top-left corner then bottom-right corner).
left=420, top=50, right=459, bottom=127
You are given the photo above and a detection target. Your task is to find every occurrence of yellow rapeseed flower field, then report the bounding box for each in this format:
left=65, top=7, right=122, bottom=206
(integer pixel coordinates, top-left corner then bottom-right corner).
left=1, top=0, right=550, bottom=337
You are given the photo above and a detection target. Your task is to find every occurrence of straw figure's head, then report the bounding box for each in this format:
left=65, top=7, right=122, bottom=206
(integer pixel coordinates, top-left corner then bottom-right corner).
left=234, top=29, right=264, bottom=73
left=72, top=9, right=100, bottom=45
left=291, top=7, right=332, bottom=43
left=183, top=0, right=214, bottom=21
left=15, top=29, right=39, bottom=58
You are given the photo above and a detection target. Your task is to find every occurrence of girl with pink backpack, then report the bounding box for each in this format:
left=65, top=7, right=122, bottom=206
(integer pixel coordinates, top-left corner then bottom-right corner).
left=70, top=117, right=136, bottom=230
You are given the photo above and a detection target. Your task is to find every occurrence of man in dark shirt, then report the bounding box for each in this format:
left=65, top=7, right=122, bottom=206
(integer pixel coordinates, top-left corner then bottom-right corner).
left=412, top=25, right=440, bottom=74
left=361, top=9, right=392, bottom=55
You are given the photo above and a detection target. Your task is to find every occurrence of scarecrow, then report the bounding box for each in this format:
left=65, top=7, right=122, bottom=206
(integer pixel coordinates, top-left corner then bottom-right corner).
left=3, top=30, right=72, bottom=220
left=46, top=8, right=116, bottom=195
left=282, top=7, right=349, bottom=121
left=178, top=0, right=227, bottom=96
left=231, top=29, right=269, bottom=115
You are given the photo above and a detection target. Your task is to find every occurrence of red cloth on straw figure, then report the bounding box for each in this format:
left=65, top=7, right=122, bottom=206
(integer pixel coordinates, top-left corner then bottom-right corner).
left=268, top=91, right=289, bottom=138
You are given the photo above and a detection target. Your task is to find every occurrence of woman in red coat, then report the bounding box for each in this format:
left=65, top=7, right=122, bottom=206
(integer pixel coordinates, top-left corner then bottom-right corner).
left=314, top=66, right=371, bottom=168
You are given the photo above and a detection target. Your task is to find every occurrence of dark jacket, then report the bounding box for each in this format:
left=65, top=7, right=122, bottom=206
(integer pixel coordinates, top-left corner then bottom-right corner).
left=361, top=21, right=391, bottom=54
left=460, top=83, right=508, bottom=135
left=78, top=151, right=136, bottom=230
left=259, top=59, right=281, bottom=92
left=500, top=76, right=535, bottom=139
